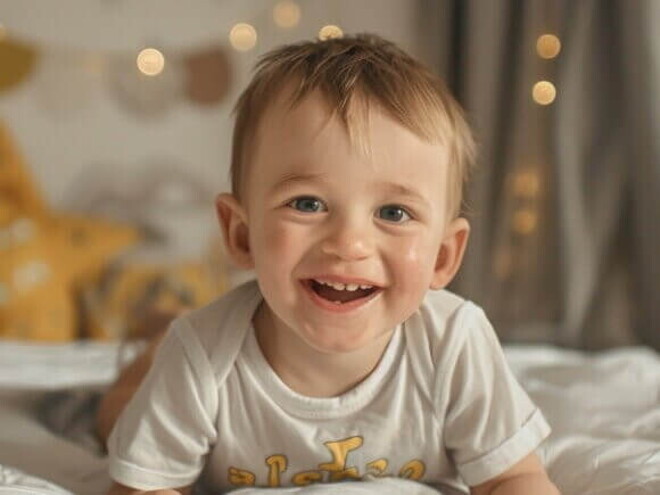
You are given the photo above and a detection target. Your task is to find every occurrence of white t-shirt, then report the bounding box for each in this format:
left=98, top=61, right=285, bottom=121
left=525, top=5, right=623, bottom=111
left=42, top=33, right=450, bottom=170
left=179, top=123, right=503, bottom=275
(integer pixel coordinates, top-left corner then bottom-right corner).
left=108, top=281, right=550, bottom=493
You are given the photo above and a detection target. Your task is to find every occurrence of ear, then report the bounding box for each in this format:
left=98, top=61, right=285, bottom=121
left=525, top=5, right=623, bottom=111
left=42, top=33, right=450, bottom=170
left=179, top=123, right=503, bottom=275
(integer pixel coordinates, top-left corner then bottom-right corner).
left=215, top=193, right=254, bottom=270
left=430, top=217, right=470, bottom=290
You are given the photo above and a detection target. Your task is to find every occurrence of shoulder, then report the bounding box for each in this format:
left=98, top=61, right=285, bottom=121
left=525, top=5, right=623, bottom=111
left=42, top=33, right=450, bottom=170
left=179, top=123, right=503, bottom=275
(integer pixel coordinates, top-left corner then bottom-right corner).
left=410, top=289, right=488, bottom=350
left=419, top=288, right=469, bottom=323
left=169, top=279, right=263, bottom=376
left=181, top=279, right=262, bottom=336
left=403, top=290, right=495, bottom=382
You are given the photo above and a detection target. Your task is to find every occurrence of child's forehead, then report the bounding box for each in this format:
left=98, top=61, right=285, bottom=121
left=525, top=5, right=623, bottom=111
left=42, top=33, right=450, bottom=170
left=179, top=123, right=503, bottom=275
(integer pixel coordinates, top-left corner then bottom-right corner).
left=254, top=85, right=437, bottom=161
left=258, top=85, right=340, bottom=135
left=250, top=91, right=448, bottom=185
left=263, top=88, right=332, bottom=128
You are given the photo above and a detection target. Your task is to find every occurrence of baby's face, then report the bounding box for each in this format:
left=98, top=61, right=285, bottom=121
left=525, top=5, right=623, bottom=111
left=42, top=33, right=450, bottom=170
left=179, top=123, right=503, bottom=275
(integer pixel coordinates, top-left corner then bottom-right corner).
left=242, top=90, right=453, bottom=354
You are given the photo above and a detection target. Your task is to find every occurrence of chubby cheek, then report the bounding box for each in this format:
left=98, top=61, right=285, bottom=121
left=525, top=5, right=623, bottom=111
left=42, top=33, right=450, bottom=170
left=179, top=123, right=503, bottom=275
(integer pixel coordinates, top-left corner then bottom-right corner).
left=256, top=220, right=291, bottom=258
left=251, top=218, right=307, bottom=294
left=385, top=237, right=438, bottom=312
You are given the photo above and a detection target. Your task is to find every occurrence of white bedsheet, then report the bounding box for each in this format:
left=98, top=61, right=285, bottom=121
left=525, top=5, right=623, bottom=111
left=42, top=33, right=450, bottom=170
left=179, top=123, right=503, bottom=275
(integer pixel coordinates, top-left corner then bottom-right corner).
left=0, top=341, right=658, bottom=495
left=506, top=345, right=660, bottom=495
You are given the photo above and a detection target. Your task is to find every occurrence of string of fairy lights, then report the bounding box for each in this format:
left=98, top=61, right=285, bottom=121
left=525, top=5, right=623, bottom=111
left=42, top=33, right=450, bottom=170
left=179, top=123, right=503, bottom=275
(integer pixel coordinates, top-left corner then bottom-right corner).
left=0, top=0, right=342, bottom=80
left=532, top=33, right=561, bottom=105
left=1, top=5, right=557, bottom=93
left=516, top=32, right=562, bottom=233
left=130, top=0, right=342, bottom=78
left=494, top=29, right=562, bottom=287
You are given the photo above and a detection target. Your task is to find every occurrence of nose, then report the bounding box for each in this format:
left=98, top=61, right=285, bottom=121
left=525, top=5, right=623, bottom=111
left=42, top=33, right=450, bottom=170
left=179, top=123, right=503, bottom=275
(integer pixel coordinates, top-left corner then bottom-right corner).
left=320, top=214, right=374, bottom=261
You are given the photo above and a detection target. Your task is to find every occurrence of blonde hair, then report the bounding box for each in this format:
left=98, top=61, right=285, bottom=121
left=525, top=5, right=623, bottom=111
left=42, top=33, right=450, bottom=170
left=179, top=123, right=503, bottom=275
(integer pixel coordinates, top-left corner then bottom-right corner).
left=231, top=33, right=476, bottom=218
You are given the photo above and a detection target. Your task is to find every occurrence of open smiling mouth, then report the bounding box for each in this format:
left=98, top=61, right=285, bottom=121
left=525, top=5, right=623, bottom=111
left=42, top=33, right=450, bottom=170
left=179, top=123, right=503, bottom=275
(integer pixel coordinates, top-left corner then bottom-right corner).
left=306, top=279, right=379, bottom=305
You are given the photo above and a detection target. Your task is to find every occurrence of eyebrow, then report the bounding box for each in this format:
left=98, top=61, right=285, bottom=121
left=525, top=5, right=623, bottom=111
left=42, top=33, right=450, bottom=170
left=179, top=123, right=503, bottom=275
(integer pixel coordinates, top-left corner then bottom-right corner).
left=270, top=172, right=329, bottom=193
left=380, top=182, right=431, bottom=207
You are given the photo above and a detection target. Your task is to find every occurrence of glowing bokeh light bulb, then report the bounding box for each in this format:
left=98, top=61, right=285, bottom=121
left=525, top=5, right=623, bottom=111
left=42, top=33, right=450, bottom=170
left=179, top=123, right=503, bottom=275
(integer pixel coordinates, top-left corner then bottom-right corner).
left=532, top=81, right=556, bottom=105
left=230, top=23, right=257, bottom=51
left=513, top=169, right=541, bottom=198
left=513, top=209, right=538, bottom=235
left=319, top=25, right=343, bottom=40
left=137, top=48, right=165, bottom=76
left=273, top=1, right=301, bottom=29
left=536, top=34, right=561, bottom=59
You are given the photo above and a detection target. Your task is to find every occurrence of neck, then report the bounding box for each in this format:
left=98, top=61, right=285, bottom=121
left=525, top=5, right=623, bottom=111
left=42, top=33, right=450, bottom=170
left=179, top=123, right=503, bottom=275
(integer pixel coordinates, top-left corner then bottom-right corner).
left=253, top=303, right=394, bottom=398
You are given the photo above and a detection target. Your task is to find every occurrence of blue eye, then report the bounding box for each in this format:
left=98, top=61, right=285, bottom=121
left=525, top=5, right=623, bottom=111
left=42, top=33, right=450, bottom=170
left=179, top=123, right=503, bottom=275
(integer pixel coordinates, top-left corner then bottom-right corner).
left=378, top=205, right=411, bottom=223
left=287, top=196, right=326, bottom=213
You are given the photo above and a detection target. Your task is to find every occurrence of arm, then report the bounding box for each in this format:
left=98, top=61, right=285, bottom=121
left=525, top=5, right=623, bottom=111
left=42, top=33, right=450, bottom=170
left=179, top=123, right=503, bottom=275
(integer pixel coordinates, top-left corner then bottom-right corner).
left=97, top=305, right=185, bottom=445
left=470, top=453, right=560, bottom=495
left=103, top=317, right=216, bottom=495
left=107, top=482, right=192, bottom=495
left=97, top=331, right=167, bottom=445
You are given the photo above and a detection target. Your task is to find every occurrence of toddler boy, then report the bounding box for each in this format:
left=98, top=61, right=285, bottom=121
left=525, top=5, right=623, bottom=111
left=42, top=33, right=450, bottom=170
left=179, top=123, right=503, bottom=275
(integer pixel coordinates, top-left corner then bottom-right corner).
left=104, top=34, right=559, bottom=495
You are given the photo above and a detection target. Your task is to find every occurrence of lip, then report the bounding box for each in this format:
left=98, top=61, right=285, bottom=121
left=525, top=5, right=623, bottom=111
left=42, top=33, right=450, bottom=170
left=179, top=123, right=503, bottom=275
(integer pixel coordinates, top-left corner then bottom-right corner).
left=300, top=279, right=382, bottom=313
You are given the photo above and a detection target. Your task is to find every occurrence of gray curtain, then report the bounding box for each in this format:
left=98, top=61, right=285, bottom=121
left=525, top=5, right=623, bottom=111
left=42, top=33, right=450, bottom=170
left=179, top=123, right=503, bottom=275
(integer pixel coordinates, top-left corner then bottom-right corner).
left=419, top=0, right=659, bottom=349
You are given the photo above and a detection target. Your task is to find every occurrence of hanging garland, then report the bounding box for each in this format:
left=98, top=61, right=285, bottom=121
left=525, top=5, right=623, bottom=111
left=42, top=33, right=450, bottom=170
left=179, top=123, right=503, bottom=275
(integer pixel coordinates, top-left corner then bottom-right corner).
left=0, top=35, right=234, bottom=116
left=184, top=47, right=231, bottom=106
left=0, top=1, right=320, bottom=116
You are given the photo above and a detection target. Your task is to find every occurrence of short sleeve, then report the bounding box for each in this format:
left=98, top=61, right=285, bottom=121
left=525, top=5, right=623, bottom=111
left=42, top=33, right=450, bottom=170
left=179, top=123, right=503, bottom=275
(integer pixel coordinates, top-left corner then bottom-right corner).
left=440, top=304, right=551, bottom=487
left=107, top=320, right=218, bottom=491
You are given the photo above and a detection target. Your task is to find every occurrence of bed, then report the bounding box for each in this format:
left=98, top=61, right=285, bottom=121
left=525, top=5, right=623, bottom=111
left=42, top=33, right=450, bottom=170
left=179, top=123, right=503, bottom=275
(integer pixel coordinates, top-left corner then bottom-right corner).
left=0, top=340, right=658, bottom=494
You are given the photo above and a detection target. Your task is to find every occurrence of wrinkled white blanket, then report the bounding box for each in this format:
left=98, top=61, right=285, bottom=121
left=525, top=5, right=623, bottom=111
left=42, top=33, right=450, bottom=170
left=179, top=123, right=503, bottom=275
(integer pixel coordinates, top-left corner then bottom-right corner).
left=0, top=342, right=658, bottom=495
left=506, top=346, right=660, bottom=495
left=0, top=464, right=70, bottom=494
